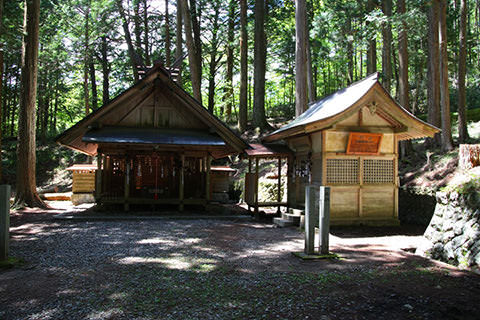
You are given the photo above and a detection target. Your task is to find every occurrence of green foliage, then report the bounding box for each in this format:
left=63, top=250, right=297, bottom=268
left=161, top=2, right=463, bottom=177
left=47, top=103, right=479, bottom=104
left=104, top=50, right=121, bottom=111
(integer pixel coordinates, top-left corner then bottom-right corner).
left=2, top=0, right=480, bottom=143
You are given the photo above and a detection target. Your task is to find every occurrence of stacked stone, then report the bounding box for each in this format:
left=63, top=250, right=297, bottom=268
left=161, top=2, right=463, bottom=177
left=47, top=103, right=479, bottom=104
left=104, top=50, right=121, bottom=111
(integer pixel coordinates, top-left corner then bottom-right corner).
left=416, top=189, right=480, bottom=269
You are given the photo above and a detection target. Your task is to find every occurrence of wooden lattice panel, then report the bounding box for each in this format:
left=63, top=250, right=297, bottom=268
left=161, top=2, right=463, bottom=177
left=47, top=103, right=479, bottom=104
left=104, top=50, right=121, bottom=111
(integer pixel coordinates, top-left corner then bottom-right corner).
left=363, top=159, right=394, bottom=184
left=326, top=159, right=359, bottom=184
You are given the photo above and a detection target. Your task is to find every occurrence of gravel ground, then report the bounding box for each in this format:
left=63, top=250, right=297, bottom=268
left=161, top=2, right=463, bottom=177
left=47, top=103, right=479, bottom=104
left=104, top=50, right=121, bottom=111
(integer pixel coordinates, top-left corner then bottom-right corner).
left=1, top=210, right=480, bottom=320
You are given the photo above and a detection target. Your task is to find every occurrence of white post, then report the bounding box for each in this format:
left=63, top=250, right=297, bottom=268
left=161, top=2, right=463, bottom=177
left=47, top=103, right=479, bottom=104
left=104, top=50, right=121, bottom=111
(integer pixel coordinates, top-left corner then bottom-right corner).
left=304, top=185, right=317, bottom=255
left=318, top=186, right=331, bottom=255
left=0, top=185, right=11, bottom=261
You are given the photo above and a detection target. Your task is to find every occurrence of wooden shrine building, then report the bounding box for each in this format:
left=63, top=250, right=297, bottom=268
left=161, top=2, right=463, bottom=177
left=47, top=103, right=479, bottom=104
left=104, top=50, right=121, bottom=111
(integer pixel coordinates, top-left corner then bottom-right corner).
left=264, top=73, right=440, bottom=226
left=56, top=64, right=248, bottom=211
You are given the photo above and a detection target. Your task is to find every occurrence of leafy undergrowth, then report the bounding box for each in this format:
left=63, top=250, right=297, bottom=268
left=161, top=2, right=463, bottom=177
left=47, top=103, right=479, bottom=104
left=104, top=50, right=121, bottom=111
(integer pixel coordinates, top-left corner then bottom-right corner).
left=1, top=138, right=86, bottom=193
left=400, top=108, right=480, bottom=193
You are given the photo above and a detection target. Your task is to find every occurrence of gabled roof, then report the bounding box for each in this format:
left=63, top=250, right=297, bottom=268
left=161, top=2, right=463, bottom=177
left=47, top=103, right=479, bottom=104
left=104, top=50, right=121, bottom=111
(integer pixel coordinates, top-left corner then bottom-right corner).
left=264, top=73, right=440, bottom=142
left=56, top=64, right=249, bottom=156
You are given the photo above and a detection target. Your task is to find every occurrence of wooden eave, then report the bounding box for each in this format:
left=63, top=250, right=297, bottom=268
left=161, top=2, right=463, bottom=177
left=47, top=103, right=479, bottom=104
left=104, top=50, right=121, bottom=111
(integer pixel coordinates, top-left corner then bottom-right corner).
left=56, top=64, right=249, bottom=156
left=264, top=81, right=439, bottom=142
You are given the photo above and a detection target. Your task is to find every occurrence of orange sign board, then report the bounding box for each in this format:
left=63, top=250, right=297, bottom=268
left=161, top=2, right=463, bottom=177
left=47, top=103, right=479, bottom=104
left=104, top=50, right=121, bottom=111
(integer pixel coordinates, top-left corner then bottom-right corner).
left=346, top=132, right=383, bottom=155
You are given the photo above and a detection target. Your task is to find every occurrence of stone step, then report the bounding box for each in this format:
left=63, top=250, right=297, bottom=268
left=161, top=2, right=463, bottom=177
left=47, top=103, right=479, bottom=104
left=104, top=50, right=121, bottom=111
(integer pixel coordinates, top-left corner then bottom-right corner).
left=273, top=217, right=297, bottom=227
left=281, top=212, right=301, bottom=224
left=289, top=208, right=305, bottom=216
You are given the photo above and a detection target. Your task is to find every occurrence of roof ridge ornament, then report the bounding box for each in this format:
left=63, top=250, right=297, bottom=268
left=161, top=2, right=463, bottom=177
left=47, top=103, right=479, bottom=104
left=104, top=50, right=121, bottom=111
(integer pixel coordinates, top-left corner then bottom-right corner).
left=368, top=101, right=378, bottom=115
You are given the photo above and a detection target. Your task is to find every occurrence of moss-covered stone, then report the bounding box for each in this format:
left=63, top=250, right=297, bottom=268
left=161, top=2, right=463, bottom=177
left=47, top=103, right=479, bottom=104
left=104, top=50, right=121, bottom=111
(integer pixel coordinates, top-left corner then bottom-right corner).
left=416, top=171, right=480, bottom=268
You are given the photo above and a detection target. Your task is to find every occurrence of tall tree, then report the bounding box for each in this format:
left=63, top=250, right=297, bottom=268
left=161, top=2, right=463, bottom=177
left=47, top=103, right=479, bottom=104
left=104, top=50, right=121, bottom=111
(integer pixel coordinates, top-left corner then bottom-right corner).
left=89, top=60, right=98, bottom=110
left=143, top=0, right=150, bottom=65
left=381, top=0, right=392, bottom=92
left=253, top=0, right=269, bottom=129
left=206, top=2, right=221, bottom=113
left=397, top=0, right=412, bottom=157
left=439, top=0, right=454, bottom=151
left=175, top=0, right=183, bottom=87
left=83, top=3, right=90, bottom=115
left=189, top=0, right=202, bottom=77
left=100, top=35, right=110, bottom=105
left=426, top=0, right=441, bottom=146
left=238, top=0, right=248, bottom=132
left=224, top=0, right=235, bottom=122
left=165, top=0, right=171, bottom=67
left=458, top=0, right=469, bottom=143
left=366, top=0, right=377, bottom=74
left=181, top=0, right=201, bottom=101
left=397, top=0, right=409, bottom=112
left=295, top=0, right=307, bottom=116
left=133, top=0, right=142, bottom=52
left=0, top=0, right=4, bottom=183
left=14, top=0, right=46, bottom=208
left=116, top=0, right=140, bottom=82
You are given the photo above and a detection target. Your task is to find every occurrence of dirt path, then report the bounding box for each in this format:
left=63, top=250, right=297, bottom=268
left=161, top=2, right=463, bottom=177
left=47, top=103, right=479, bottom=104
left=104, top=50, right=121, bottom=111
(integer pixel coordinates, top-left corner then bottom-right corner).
left=1, top=207, right=479, bottom=319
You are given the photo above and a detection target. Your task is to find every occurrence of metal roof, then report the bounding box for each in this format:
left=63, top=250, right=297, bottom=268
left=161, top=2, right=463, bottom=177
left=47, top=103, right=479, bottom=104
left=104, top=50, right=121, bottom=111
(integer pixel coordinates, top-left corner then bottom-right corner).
left=265, top=73, right=440, bottom=142
left=269, top=73, right=378, bottom=137
left=82, top=127, right=226, bottom=146
left=245, top=143, right=293, bottom=157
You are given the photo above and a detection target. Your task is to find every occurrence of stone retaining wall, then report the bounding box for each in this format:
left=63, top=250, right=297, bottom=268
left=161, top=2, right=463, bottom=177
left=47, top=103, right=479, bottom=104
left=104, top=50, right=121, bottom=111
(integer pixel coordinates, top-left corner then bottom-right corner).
left=416, top=187, right=480, bottom=269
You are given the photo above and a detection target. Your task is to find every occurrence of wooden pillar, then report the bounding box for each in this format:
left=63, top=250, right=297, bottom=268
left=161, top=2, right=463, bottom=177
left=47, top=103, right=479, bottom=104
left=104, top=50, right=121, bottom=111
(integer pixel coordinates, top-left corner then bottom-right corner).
left=277, top=157, right=282, bottom=214
left=95, top=154, right=103, bottom=202
left=287, top=156, right=293, bottom=211
left=179, top=154, right=185, bottom=212
left=255, top=157, right=259, bottom=219
left=247, top=157, right=252, bottom=213
left=358, top=156, right=363, bottom=218
left=206, top=154, right=212, bottom=202
left=104, top=156, right=110, bottom=196
left=124, top=158, right=130, bottom=212
left=0, top=185, right=11, bottom=261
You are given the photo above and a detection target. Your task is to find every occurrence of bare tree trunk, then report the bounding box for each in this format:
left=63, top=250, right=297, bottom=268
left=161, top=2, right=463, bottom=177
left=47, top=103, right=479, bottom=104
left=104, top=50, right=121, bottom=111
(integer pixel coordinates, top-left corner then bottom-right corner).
left=133, top=0, right=142, bottom=53
left=52, top=70, right=59, bottom=133
left=89, top=60, right=98, bottom=110
left=175, top=0, right=183, bottom=87
left=398, top=0, right=409, bottom=111
left=207, top=3, right=220, bottom=114
left=439, top=0, right=454, bottom=151
left=345, top=17, right=354, bottom=85
left=189, top=0, right=202, bottom=77
left=253, top=0, right=269, bottom=129
left=398, top=0, right=412, bottom=157
left=295, top=0, right=307, bottom=117
left=181, top=0, right=201, bottom=102
left=84, top=4, right=90, bottom=115
left=100, top=35, right=110, bottom=106
left=143, top=0, right=150, bottom=65
left=224, top=0, right=235, bottom=122
left=165, top=0, right=171, bottom=67
left=458, top=0, right=469, bottom=143
left=0, top=0, right=4, bottom=183
left=15, top=0, right=47, bottom=208
left=426, top=0, right=441, bottom=147
left=366, top=0, right=377, bottom=74
left=116, top=0, right=140, bottom=82
left=381, top=0, right=392, bottom=92
left=238, top=0, right=248, bottom=132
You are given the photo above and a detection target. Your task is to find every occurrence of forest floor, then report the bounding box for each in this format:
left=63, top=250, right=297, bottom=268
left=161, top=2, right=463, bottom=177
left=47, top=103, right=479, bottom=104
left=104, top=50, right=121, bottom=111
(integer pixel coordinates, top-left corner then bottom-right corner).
left=2, top=208, right=480, bottom=320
